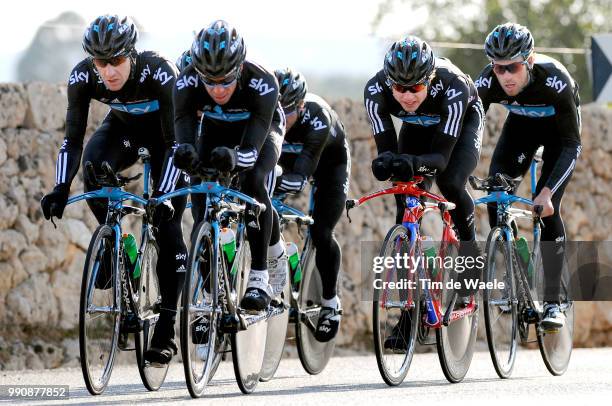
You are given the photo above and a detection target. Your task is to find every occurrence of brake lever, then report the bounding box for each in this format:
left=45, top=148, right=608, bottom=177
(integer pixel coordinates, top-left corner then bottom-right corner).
left=101, top=161, right=120, bottom=187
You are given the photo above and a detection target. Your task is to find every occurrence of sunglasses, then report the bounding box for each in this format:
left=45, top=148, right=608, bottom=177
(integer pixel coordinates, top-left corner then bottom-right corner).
left=391, top=81, right=429, bottom=94
left=198, top=71, right=239, bottom=88
left=492, top=61, right=528, bottom=75
left=92, top=55, right=128, bottom=68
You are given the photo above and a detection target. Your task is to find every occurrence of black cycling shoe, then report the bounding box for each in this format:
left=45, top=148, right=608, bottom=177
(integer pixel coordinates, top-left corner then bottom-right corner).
left=314, top=306, right=342, bottom=342
left=94, top=247, right=113, bottom=290
left=384, top=310, right=412, bottom=353
left=144, top=338, right=178, bottom=366
left=240, top=287, right=271, bottom=313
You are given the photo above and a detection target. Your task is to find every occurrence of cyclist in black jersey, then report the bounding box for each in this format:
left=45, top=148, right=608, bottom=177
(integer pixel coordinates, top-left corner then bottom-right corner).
left=477, top=22, right=581, bottom=330
left=364, top=36, right=485, bottom=352
left=273, top=68, right=350, bottom=342
left=39, top=15, right=188, bottom=364
left=172, top=20, right=288, bottom=313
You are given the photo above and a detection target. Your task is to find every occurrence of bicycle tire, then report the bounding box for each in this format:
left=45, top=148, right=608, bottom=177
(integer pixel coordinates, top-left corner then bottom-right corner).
left=181, top=221, right=221, bottom=398
left=435, top=241, right=478, bottom=383
left=373, top=224, right=420, bottom=386
left=295, top=243, right=336, bottom=375
left=134, top=236, right=169, bottom=391
left=483, top=227, right=518, bottom=379
left=79, top=224, right=120, bottom=396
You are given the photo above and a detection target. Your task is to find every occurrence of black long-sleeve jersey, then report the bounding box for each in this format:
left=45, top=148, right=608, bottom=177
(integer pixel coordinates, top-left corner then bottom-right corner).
left=282, top=93, right=348, bottom=178
left=363, top=57, right=480, bottom=174
left=475, top=53, right=581, bottom=194
left=56, top=51, right=178, bottom=190
left=173, top=60, right=284, bottom=168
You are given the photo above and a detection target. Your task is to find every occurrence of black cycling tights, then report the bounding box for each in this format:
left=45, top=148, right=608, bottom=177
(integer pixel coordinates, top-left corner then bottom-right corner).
left=82, top=121, right=188, bottom=330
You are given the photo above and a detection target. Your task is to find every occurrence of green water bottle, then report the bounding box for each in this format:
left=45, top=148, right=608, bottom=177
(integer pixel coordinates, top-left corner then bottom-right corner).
left=123, top=233, right=140, bottom=278
left=422, top=236, right=438, bottom=278
left=220, top=228, right=237, bottom=274
left=515, top=237, right=532, bottom=277
left=286, top=242, right=302, bottom=284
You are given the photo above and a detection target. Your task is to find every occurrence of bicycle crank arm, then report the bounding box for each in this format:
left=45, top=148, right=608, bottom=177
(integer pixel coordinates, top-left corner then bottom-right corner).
left=299, top=307, right=321, bottom=334
left=442, top=293, right=458, bottom=326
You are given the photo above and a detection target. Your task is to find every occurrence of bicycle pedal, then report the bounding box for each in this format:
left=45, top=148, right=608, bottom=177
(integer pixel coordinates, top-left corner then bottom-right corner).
left=145, top=361, right=167, bottom=369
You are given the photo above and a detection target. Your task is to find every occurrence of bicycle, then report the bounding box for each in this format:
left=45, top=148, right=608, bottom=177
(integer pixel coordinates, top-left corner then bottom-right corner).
left=263, top=187, right=338, bottom=378
left=346, top=177, right=479, bottom=385
left=151, top=167, right=286, bottom=397
left=62, top=148, right=168, bottom=395
left=471, top=147, right=574, bottom=378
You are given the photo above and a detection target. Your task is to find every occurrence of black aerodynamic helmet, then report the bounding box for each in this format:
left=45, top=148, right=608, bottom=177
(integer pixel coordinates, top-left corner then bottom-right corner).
left=82, top=15, right=138, bottom=59
left=191, top=19, right=246, bottom=78
left=274, top=68, right=308, bottom=110
left=484, top=22, right=534, bottom=61
left=176, top=49, right=193, bottom=71
left=383, top=35, right=436, bottom=87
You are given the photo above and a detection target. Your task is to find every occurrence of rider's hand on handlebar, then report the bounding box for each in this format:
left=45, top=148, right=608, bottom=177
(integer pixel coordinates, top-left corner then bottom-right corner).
left=174, top=143, right=199, bottom=171
left=40, top=184, right=70, bottom=220
left=210, top=146, right=237, bottom=172
left=276, top=172, right=307, bottom=193
left=151, top=190, right=175, bottom=225
left=533, top=187, right=554, bottom=217
left=391, top=154, right=414, bottom=182
left=372, top=151, right=396, bottom=181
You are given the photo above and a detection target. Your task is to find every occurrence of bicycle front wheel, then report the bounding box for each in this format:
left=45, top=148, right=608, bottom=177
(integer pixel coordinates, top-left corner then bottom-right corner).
left=134, top=237, right=169, bottom=391
left=483, top=227, right=518, bottom=378
left=373, top=224, right=420, bottom=386
left=181, top=221, right=222, bottom=398
left=79, top=224, right=120, bottom=395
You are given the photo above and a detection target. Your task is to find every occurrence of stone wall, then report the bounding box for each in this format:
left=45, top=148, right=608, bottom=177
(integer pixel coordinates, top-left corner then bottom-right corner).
left=0, top=83, right=610, bottom=369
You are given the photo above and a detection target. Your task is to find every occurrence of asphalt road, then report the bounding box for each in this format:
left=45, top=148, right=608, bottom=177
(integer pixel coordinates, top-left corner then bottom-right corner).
left=1, top=348, right=611, bottom=405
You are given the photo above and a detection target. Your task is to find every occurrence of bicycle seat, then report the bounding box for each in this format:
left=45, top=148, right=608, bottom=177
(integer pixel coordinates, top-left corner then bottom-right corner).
left=469, top=173, right=521, bottom=192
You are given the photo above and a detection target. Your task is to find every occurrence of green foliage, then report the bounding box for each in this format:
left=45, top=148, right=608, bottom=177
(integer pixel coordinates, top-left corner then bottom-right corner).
left=373, top=0, right=612, bottom=102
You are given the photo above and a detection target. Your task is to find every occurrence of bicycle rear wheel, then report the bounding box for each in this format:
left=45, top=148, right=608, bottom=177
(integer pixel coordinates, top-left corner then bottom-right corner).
left=231, top=242, right=267, bottom=394
left=373, top=225, right=420, bottom=386
left=134, top=237, right=169, bottom=391
left=436, top=241, right=478, bottom=383
left=181, top=221, right=222, bottom=398
left=296, top=244, right=336, bottom=375
left=259, top=275, right=290, bottom=382
left=79, top=224, right=120, bottom=395
left=483, top=227, right=518, bottom=378
left=538, top=270, right=574, bottom=376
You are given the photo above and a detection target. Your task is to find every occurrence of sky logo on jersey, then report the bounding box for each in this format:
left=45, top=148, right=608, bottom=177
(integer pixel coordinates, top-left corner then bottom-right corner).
left=445, top=88, right=463, bottom=101
left=249, top=78, right=276, bottom=96
left=203, top=105, right=251, bottom=121
left=503, top=104, right=556, bottom=118
left=69, top=71, right=89, bottom=85
left=282, top=144, right=303, bottom=154
left=109, top=100, right=160, bottom=115
left=430, top=82, right=444, bottom=97
left=310, top=116, right=327, bottom=131
left=176, top=75, right=198, bottom=90
left=545, top=76, right=568, bottom=93
left=140, top=64, right=151, bottom=83
left=368, top=82, right=383, bottom=95
left=153, top=67, right=174, bottom=86
left=475, top=76, right=492, bottom=89
left=400, top=115, right=441, bottom=126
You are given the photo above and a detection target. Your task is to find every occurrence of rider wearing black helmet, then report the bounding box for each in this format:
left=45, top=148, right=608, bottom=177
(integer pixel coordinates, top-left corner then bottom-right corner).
left=364, top=35, right=485, bottom=352
left=173, top=20, right=288, bottom=312
left=40, top=14, right=188, bottom=365
left=273, top=68, right=350, bottom=342
left=175, top=49, right=192, bottom=72
left=476, top=23, right=581, bottom=331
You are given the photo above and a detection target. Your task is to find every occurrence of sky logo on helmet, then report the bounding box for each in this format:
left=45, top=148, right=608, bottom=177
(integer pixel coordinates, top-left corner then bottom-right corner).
left=411, top=51, right=418, bottom=60
left=69, top=71, right=89, bottom=85
left=117, top=24, right=127, bottom=34
left=249, top=78, right=275, bottom=96
left=230, top=39, right=239, bottom=53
